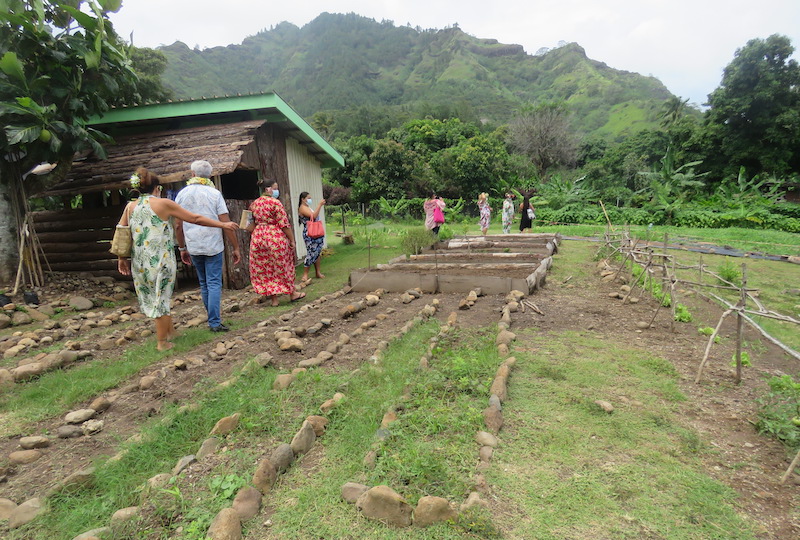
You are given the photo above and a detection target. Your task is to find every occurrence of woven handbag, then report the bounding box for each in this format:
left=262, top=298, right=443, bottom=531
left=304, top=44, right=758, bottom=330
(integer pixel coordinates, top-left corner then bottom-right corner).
left=307, top=219, right=325, bottom=239
left=110, top=204, right=133, bottom=257
left=110, top=225, right=132, bottom=257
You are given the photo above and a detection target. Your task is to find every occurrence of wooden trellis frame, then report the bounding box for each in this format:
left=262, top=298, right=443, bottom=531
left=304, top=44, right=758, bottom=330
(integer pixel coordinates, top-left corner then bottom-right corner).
left=601, top=227, right=800, bottom=484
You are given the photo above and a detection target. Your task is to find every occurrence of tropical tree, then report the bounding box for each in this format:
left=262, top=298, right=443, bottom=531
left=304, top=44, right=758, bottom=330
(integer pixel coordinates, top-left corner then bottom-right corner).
left=660, top=95, right=689, bottom=129
left=704, top=34, right=800, bottom=179
left=639, top=145, right=707, bottom=224
left=127, top=46, right=173, bottom=104
left=0, top=0, right=138, bottom=282
left=351, top=139, right=420, bottom=202
left=433, top=132, right=510, bottom=197
left=507, top=101, right=577, bottom=181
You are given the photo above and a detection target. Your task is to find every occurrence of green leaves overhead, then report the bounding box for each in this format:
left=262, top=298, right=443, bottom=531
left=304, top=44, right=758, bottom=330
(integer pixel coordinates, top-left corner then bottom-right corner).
left=0, top=0, right=139, bottom=176
left=5, top=124, right=41, bottom=145
left=97, top=0, right=122, bottom=13
left=0, top=52, right=26, bottom=87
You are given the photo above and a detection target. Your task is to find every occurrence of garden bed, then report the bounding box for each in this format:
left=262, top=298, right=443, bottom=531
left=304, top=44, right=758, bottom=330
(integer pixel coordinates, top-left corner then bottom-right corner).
left=349, top=233, right=559, bottom=294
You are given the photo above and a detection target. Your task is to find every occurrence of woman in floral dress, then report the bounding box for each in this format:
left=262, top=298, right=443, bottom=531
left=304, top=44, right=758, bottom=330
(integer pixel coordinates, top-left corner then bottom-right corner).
left=501, top=192, right=515, bottom=234
left=247, top=180, right=305, bottom=306
left=116, top=167, right=238, bottom=351
left=478, top=192, right=491, bottom=235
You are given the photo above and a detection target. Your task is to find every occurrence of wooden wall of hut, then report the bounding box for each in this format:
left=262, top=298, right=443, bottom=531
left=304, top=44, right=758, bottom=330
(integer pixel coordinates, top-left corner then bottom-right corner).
left=31, top=206, right=123, bottom=274
left=31, top=203, right=255, bottom=289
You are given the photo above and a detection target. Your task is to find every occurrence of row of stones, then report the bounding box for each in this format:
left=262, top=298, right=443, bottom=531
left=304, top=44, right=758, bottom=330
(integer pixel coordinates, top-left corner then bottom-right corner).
left=2, top=287, right=294, bottom=476
left=0, top=285, right=256, bottom=384
left=334, top=300, right=457, bottom=529
left=203, top=296, right=440, bottom=538
left=339, top=291, right=520, bottom=529
left=1, top=296, right=141, bottom=361
left=344, top=302, right=470, bottom=527
left=3, top=330, right=258, bottom=481
left=0, top=285, right=419, bottom=533
left=0, top=287, right=130, bottom=330
left=272, top=290, right=416, bottom=389
left=0, top=288, right=354, bottom=532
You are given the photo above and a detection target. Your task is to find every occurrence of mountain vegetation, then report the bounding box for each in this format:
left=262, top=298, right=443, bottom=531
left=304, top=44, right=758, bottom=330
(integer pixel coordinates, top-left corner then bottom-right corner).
left=158, top=12, right=673, bottom=141
left=157, top=15, right=799, bottom=233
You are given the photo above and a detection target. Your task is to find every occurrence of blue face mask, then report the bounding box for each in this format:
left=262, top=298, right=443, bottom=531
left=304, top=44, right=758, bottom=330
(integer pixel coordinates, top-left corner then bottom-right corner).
left=272, top=189, right=279, bottom=198
left=306, top=199, right=312, bottom=207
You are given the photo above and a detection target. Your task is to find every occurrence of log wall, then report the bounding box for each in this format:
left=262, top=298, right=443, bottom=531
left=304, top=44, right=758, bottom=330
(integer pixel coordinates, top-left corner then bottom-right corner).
left=31, top=201, right=255, bottom=289
left=31, top=205, right=124, bottom=277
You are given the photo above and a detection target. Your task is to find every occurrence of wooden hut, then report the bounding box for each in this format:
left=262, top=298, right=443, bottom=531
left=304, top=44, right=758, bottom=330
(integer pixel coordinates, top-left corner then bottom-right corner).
left=32, top=93, right=344, bottom=289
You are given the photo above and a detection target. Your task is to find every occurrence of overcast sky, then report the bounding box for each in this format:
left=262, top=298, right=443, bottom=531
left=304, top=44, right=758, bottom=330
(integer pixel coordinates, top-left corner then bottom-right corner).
left=108, top=0, right=800, bottom=108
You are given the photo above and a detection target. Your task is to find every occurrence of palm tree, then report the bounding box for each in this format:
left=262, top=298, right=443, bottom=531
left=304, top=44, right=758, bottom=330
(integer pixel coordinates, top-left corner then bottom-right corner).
left=660, top=96, right=689, bottom=129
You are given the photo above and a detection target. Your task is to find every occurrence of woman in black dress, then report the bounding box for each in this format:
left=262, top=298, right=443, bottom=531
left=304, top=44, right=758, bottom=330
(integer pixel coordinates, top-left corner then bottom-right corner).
left=519, top=192, right=534, bottom=233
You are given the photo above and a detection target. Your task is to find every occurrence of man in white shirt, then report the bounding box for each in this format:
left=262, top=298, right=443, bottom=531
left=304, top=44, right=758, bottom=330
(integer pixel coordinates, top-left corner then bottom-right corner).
left=175, top=160, right=241, bottom=332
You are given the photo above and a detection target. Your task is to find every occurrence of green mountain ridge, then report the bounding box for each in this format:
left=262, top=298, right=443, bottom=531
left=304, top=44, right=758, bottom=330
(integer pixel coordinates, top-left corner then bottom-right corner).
left=159, top=12, right=675, bottom=139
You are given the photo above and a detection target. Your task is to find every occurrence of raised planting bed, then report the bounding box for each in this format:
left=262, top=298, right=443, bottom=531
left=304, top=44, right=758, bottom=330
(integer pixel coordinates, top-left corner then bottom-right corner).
left=349, top=234, right=559, bottom=294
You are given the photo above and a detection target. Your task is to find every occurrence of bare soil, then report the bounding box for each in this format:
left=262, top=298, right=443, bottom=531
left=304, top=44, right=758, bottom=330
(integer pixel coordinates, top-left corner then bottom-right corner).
left=1, top=243, right=798, bottom=538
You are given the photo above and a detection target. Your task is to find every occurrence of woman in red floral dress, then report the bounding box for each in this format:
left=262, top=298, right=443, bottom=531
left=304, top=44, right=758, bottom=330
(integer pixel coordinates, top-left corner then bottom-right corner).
left=246, top=181, right=305, bottom=306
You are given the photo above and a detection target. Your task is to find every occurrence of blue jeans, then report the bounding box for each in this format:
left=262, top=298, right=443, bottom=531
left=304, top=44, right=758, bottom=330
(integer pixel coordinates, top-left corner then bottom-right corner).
left=190, top=252, right=223, bottom=328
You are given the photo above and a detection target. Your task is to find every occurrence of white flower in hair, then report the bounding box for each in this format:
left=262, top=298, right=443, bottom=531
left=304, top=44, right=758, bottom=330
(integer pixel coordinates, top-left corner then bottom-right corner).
left=129, top=173, right=141, bottom=189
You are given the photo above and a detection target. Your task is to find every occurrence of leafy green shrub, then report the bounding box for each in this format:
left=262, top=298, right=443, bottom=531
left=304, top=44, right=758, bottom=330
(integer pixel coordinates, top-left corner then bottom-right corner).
left=774, top=216, right=800, bottom=233
left=401, top=228, right=435, bottom=255
left=437, top=224, right=454, bottom=241
left=673, top=209, right=723, bottom=228
left=716, top=259, right=741, bottom=287
left=756, top=375, right=800, bottom=449
left=772, top=203, right=800, bottom=219
left=674, top=303, right=692, bottom=322
left=729, top=351, right=751, bottom=367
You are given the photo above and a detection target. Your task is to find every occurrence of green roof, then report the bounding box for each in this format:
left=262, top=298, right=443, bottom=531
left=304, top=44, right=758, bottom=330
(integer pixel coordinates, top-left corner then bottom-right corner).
left=89, top=93, right=344, bottom=168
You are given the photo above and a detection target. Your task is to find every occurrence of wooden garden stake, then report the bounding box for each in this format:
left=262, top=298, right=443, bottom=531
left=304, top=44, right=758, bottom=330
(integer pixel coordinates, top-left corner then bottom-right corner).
left=780, top=448, right=800, bottom=485
left=695, top=309, right=733, bottom=383
left=735, top=263, right=747, bottom=384
left=698, top=254, right=703, bottom=285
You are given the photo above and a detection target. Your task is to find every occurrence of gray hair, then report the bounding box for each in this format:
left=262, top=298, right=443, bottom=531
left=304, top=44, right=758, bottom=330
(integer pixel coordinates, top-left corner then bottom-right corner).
left=191, top=160, right=213, bottom=178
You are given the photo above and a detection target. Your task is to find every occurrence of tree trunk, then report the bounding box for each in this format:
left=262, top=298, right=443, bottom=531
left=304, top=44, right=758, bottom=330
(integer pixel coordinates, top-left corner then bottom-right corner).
left=0, top=177, right=18, bottom=286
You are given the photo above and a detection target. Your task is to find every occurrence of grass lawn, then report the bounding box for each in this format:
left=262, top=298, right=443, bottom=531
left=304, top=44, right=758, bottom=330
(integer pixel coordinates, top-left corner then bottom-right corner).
left=489, top=331, right=759, bottom=539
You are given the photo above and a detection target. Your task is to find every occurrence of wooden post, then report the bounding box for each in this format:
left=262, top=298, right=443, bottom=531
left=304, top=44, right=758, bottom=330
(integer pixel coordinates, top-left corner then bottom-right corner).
left=698, top=254, right=703, bottom=285
left=780, top=448, right=800, bottom=485
left=669, top=256, right=677, bottom=333
left=735, top=263, right=747, bottom=384
left=696, top=309, right=733, bottom=383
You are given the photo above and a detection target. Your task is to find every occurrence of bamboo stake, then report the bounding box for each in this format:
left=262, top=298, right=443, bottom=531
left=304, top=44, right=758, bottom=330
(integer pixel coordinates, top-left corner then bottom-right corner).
left=702, top=291, right=800, bottom=362
left=647, top=295, right=664, bottom=328
left=599, top=200, right=614, bottom=231
left=623, top=260, right=651, bottom=304
left=695, top=309, right=733, bottom=383
left=669, top=260, right=676, bottom=334
left=780, top=449, right=800, bottom=485
left=735, top=264, right=747, bottom=384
